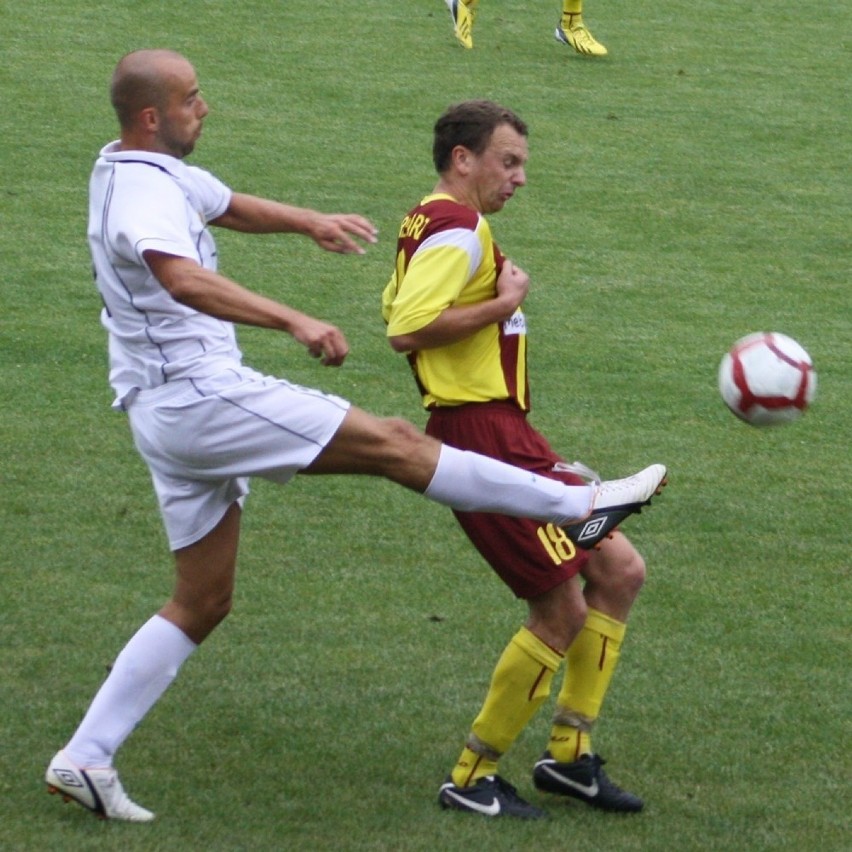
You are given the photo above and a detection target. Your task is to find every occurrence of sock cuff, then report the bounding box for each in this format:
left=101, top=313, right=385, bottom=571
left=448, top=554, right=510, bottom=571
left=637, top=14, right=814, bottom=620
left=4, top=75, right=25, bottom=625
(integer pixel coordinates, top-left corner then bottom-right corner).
left=584, top=608, right=626, bottom=643
left=151, top=614, right=199, bottom=653
left=513, top=626, right=564, bottom=671
left=552, top=706, right=594, bottom=731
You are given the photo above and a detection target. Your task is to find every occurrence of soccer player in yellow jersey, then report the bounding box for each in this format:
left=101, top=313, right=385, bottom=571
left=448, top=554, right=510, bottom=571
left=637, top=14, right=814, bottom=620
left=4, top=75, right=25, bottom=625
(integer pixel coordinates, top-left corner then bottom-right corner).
left=444, top=0, right=608, bottom=56
left=382, top=101, right=665, bottom=818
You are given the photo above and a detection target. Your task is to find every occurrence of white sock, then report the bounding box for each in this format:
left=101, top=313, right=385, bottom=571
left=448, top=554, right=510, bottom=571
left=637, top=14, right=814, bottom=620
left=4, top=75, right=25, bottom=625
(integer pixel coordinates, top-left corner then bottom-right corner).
left=64, top=614, right=197, bottom=767
left=424, top=445, right=593, bottom=525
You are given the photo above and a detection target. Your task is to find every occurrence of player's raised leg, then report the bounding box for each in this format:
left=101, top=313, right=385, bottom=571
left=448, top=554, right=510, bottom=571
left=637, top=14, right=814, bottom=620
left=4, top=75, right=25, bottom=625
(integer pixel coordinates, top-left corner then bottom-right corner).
left=303, top=407, right=666, bottom=531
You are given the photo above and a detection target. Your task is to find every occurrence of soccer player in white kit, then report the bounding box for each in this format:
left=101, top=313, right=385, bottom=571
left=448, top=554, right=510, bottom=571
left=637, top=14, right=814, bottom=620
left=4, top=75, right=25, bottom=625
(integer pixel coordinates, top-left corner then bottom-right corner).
left=44, top=49, right=665, bottom=821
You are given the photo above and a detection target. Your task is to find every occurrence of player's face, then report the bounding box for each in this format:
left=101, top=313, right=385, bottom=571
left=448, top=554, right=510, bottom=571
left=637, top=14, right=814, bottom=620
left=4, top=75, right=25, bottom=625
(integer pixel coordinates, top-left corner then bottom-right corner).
left=468, top=124, right=528, bottom=214
left=156, top=60, right=208, bottom=158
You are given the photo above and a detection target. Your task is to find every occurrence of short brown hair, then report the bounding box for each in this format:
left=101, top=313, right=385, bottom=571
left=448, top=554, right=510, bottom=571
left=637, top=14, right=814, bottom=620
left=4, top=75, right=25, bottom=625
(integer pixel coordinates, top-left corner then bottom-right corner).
left=433, top=100, right=528, bottom=173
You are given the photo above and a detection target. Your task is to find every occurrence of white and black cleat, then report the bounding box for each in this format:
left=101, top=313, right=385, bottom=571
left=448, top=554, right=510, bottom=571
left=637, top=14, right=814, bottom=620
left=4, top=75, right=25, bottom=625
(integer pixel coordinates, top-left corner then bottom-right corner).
left=562, top=463, right=668, bottom=550
left=46, top=750, right=154, bottom=822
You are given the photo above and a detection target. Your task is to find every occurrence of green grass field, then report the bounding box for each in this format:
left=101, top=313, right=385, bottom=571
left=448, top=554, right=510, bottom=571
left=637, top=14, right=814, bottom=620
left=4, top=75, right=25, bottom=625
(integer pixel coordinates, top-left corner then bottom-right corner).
left=1, top=1, right=849, bottom=849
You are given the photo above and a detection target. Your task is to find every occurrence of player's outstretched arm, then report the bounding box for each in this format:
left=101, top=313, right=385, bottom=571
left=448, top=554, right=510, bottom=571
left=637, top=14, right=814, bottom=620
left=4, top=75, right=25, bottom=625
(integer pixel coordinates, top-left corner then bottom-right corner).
left=144, top=251, right=349, bottom=366
left=211, top=192, right=378, bottom=255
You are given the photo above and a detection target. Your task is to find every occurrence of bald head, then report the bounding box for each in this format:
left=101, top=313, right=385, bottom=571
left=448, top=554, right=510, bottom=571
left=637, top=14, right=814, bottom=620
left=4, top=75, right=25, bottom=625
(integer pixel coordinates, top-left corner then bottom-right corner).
left=108, top=49, right=208, bottom=158
left=110, top=49, right=193, bottom=129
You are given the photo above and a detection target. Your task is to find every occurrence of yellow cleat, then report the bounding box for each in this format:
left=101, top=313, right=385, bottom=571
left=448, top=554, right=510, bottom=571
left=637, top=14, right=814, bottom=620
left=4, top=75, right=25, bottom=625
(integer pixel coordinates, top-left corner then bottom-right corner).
left=444, top=0, right=478, bottom=49
left=554, top=23, right=608, bottom=57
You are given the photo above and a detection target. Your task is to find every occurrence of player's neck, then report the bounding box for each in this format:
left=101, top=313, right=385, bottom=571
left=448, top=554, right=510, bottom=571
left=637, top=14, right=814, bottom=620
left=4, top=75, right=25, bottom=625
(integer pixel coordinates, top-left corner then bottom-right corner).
left=118, top=130, right=184, bottom=159
left=433, top=178, right=479, bottom=212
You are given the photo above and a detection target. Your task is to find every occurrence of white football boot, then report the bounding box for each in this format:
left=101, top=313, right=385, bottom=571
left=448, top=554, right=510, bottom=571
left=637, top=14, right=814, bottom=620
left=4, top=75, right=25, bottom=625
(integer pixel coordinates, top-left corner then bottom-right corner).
left=559, top=462, right=668, bottom=549
left=46, top=750, right=154, bottom=822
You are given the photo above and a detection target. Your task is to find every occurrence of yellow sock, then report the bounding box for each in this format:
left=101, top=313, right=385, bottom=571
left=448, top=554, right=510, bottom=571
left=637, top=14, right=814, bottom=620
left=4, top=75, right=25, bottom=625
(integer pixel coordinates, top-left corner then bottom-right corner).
left=548, top=608, right=626, bottom=762
left=451, top=745, right=499, bottom=787
left=562, top=0, right=584, bottom=28
left=451, top=626, right=562, bottom=787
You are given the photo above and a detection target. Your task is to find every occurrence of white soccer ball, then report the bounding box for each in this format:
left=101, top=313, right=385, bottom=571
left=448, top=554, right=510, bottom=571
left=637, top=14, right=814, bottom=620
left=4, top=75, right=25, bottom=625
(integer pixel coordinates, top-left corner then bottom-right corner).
left=718, top=332, right=816, bottom=426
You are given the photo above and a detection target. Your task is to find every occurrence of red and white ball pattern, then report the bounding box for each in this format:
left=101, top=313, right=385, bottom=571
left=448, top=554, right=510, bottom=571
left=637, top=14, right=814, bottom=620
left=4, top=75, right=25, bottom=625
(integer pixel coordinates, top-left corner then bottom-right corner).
left=718, top=332, right=816, bottom=426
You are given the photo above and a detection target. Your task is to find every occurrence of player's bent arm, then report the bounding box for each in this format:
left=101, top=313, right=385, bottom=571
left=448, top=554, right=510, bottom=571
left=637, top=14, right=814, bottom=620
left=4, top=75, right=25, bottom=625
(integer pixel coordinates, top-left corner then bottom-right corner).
left=144, top=251, right=349, bottom=366
left=211, top=193, right=377, bottom=255
left=388, top=296, right=518, bottom=352
left=389, top=259, right=528, bottom=352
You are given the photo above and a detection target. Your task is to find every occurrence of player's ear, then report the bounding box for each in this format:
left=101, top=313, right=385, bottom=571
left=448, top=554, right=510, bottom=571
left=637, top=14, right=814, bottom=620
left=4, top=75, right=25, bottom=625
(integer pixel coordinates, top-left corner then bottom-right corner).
left=452, top=145, right=472, bottom=174
left=139, top=106, right=159, bottom=133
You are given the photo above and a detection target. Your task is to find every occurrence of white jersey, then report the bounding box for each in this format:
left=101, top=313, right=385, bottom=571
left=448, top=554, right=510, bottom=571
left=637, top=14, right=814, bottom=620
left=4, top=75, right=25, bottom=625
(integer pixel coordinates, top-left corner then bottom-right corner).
left=88, top=141, right=241, bottom=407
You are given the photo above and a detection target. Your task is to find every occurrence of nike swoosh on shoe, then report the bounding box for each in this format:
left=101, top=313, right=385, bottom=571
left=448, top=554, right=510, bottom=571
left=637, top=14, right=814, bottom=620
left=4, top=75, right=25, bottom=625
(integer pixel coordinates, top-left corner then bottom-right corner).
left=539, top=764, right=600, bottom=798
left=440, top=786, right=502, bottom=816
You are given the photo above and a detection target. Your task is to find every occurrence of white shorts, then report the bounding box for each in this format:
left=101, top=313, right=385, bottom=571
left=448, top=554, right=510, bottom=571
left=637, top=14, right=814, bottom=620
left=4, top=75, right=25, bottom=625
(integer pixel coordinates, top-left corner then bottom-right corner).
left=126, top=367, right=350, bottom=550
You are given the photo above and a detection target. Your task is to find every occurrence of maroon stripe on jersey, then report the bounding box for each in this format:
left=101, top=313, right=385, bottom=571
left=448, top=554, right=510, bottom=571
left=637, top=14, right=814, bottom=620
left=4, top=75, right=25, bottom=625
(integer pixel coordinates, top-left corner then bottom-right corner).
left=492, top=240, right=505, bottom=275
left=492, top=242, right=529, bottom=410
left=406, top=351, right=430, bottom=399
left=498, top=326, right=530, bottom=411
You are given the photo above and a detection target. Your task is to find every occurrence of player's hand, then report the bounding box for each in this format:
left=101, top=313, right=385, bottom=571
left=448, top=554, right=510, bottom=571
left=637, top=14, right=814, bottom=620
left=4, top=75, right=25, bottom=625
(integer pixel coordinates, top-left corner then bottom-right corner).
left=293, top=315, right=350, bottom=366
left=308, top=213, right=378, bottom=255
left=495, top=260, right=530, bottom=313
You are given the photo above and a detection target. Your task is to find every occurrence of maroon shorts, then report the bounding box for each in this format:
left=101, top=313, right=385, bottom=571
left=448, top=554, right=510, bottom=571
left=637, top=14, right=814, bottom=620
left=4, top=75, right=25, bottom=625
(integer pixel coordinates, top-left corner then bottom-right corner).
left=426, top=401, right=590, bottom=599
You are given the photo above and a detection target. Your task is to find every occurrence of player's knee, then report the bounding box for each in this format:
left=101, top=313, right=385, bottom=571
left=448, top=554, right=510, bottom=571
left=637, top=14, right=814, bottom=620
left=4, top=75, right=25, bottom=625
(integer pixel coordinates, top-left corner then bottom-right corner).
left=376, top=417, right=432, bottom=464
left=593, top=536, right=647, bottom=597
left=617, top=550, right=646, bottom=597
left=382, top=416, right=424, bottom=445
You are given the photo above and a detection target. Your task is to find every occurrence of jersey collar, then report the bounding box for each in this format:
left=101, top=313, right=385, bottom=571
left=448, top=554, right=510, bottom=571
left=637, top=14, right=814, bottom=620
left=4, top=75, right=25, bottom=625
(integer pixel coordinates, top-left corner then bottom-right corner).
left=99, top=141, right=184, bottom=173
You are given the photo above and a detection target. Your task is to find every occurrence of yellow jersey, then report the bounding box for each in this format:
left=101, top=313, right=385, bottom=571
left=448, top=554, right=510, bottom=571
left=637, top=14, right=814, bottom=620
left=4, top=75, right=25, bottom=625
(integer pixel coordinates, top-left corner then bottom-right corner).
left=382, top=193, right=529, bottom=410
